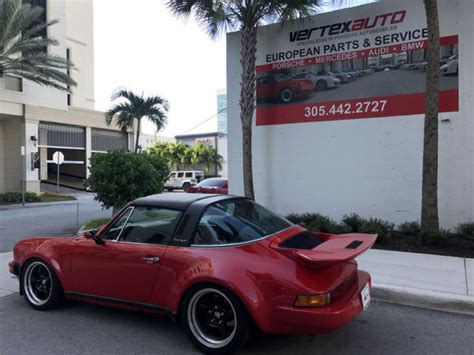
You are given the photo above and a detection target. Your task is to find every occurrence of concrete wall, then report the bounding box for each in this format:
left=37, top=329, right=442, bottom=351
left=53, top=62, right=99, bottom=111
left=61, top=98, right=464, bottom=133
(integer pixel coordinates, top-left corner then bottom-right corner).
left=0, top=118, right=22, bottom=192
left=226, top=0, right=474, bottom=229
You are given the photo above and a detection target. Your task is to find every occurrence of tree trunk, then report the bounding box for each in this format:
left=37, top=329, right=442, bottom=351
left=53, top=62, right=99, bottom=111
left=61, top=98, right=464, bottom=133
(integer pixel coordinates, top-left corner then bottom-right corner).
left=135, top=118, right=141, bottom=153
left=240, top=24, right=257, bottom=200
left=421, top=0, right=440, bottom=232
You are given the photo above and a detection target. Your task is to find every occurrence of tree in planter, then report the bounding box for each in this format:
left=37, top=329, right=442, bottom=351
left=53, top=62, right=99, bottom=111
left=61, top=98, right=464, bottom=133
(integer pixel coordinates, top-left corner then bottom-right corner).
left=167, top=0, right=321, bottom=199
left=84, top=150, right=169, bottom=212
left=421, top=0, right=440, bottom=232
left=0, top=0, right=76, bottom=91
left=105, top=89, right=169, bottom=153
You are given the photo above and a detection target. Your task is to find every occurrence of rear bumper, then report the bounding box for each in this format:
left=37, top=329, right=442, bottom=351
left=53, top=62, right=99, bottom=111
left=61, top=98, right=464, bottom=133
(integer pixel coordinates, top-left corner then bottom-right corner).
left=265, top=270, right=370, bottom=334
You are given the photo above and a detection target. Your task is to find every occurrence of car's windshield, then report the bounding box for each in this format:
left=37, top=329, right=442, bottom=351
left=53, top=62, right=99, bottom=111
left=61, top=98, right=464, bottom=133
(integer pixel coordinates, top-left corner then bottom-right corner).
left=273, top=74, right=288, bottom=82
left=193, top=199, right=292, bottom=245
left=198, top=178, right=226, bottom=188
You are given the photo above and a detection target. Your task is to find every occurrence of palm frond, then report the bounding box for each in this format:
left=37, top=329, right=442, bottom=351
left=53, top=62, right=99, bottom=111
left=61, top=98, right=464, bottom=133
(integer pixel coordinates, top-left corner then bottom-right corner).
left=0, top=0, right=76, bottom=92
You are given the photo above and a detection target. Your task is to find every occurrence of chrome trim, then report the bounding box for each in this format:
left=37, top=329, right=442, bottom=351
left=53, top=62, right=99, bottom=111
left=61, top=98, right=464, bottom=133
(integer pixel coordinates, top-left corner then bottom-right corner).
left=190, top=225, right=296, bottom=248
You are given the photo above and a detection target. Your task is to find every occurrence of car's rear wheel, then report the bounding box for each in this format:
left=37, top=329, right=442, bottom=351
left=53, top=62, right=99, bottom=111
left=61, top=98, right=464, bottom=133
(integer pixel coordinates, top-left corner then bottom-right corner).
left=181, top=285, right=250, bottom=354
left=182, top=182, right=191, bottom=192
left=166, top=187, right=173, bottom=192
left=22, top=259, right=63, bottom=310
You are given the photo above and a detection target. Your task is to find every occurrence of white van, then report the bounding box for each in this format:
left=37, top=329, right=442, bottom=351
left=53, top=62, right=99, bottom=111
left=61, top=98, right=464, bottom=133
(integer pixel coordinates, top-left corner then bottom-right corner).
left=165, top=171, right=204, bottom=192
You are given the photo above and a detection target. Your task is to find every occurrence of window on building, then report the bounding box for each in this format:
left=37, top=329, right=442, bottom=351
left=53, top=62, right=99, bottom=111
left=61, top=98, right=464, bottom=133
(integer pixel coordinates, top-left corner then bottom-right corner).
left=5, top=76, right=23, bottom=92
left=66, top=48, right=71, bottom=106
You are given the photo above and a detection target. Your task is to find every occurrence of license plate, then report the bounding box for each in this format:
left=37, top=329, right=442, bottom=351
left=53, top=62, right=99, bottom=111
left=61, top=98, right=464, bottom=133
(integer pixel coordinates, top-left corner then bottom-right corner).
left=360, top=283, right=371, bottom=311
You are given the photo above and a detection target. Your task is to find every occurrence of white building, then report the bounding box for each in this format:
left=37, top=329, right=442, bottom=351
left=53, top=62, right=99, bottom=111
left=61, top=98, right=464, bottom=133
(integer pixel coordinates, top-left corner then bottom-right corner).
left=0, top=0, right=132, bottom=193
left=226, top=0, right=473, bottom=229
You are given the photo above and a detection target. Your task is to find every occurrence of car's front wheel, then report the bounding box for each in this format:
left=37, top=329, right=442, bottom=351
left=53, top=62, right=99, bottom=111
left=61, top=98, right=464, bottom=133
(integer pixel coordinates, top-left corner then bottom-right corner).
left=22, top=259, right=64, bottom=310
left=181, top=285, right=250, bottom=354
left=279, top=88, right=294, bottom=103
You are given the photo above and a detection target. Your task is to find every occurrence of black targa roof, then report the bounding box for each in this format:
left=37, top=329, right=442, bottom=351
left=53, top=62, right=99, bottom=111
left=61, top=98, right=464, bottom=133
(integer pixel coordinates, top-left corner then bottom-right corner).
left=130, top=193, right=221, bottom=210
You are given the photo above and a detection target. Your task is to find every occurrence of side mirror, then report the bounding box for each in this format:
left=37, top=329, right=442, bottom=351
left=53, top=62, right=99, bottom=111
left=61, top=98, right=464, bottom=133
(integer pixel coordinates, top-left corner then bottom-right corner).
left=83, top=230, right=105, bottom=245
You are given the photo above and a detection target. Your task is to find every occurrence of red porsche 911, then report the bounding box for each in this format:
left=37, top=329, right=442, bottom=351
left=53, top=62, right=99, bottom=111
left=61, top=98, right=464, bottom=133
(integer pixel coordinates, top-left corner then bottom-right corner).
left=9, top=194, right=376, bottom=354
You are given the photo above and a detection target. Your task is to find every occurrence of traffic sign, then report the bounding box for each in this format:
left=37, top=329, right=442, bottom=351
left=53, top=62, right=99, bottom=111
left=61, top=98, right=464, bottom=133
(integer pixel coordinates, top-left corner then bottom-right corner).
left=52, top=151, right=64, bottom=165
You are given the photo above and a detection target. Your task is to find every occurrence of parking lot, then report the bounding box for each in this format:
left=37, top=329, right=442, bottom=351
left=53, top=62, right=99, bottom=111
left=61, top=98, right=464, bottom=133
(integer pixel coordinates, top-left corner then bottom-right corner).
left=1, top=293, right=473, bottom=355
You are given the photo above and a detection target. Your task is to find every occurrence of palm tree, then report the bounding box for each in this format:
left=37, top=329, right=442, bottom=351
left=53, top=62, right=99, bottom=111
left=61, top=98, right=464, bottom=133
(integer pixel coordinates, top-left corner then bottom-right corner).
left=421, top=0, right=440, bottom=232
left=0, top=0, right=76, bottom=91
left=105, top=89, right=170, bottom=153
left=167, top=0, right=321, bottom=200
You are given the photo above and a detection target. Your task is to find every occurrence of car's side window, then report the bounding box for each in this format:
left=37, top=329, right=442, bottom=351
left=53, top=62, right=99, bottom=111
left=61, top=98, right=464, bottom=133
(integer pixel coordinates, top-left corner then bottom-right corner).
left=177, top=172, right=184, bottom=178
left=118, top=207, right=182, bottom=245
left=101, top=208, right=133, bottom=240
left=185, top=172, right=192, bottom=178
left=193, top=199, right=291, bottom=246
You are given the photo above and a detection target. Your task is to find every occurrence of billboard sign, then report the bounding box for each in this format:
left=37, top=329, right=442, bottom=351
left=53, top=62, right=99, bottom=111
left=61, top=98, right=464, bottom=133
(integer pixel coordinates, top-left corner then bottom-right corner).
left=255, top=0, right=459, bottom=126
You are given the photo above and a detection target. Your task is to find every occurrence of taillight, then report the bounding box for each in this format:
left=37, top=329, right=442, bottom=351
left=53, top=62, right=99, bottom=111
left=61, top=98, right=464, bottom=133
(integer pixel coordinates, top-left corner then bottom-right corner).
left=294, top=293, right=331, bottom=307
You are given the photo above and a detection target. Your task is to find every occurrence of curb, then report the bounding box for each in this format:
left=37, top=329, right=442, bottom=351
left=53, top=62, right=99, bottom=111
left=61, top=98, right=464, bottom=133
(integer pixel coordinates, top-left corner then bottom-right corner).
left=0, top=200, right=80, bottom=211
left=372, top=283, right=474, bottom=316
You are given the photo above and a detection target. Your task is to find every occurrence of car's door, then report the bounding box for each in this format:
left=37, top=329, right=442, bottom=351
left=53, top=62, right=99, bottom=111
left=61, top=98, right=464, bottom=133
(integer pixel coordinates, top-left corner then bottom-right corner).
left=71, top=206, right=182, bottom=303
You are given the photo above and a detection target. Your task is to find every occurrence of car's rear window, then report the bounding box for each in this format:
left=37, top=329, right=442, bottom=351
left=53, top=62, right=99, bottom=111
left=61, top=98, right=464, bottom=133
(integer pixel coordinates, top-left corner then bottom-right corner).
left=193, top=199, right=291, bottom=246
left=198, top=179, right=226, bottom=188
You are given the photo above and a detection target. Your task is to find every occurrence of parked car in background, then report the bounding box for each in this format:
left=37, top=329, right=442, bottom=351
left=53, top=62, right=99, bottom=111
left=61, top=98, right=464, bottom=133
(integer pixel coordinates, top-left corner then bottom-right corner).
left=440, top=55, right=458, bottom=75
left=257, top=74, right=314, bottom=103
left=187, top=178, right=228, bottom=194
left=9, top=193, right=377, bottom=353
left=331, top=70, right=352, bottom=83
left=165, top=171, right=204, bottom=192
left=307, top=71, right=340, bottom=90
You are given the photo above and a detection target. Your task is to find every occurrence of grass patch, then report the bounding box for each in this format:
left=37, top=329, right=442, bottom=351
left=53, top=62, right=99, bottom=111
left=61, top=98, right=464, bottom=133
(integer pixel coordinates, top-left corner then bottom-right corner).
left=82, top=217, right=110, bottom=231
left=39, top=192, right=76, bottom=202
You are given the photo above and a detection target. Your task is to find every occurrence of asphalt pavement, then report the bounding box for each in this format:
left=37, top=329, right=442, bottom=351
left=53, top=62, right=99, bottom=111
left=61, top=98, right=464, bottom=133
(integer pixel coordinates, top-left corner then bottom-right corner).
left=0, top=191, right=111, bottom=252
left=0, top=294, right=472, bottom=354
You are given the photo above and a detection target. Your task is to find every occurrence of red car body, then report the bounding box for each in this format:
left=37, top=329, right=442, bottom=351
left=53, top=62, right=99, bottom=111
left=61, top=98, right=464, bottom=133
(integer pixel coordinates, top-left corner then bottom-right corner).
left=9, top=194, right=376, bottom=352
left=257, top=74, right=314, bottom=103
left=187, top=178, right=228, bottom=194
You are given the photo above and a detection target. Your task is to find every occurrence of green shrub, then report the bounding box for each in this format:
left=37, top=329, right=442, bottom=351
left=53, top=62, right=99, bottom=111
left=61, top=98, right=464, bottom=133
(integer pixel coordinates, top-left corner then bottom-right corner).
left=285, top=213, right=349, bottom=234
left=342, top=213, right=365, bottom=232
left=0, top=192, right=41, bottom=203
left=420, top=229, right=449, bottom=246
left=398, top=221, right=421, bottom=235
left=84, top=150, right=169, bottom=210
left=456, top=222, right=474, bottom=237
left=360, top=218, right=394, bottom=239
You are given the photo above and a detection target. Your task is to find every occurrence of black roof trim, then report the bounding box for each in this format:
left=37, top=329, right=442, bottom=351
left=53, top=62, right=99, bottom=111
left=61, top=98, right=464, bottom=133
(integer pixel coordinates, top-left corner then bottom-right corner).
left=130, top=193, right=221, bottom=210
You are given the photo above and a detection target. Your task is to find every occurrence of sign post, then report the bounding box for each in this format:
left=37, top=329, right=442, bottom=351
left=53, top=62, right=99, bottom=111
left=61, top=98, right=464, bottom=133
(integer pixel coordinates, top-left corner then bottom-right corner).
left=21, top=146, right=26, bottom=206
left=52, top=151, right=64, bottom=194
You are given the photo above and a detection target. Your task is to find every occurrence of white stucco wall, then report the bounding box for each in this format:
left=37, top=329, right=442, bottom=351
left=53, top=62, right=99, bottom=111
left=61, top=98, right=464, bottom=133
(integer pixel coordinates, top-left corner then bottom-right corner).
left=226, top=0, right=474, bottom=229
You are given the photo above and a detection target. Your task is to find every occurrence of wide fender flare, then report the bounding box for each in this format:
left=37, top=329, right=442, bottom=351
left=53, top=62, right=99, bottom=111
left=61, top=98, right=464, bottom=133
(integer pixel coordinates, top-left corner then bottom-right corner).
left=174, top=274, right=271, bottom=331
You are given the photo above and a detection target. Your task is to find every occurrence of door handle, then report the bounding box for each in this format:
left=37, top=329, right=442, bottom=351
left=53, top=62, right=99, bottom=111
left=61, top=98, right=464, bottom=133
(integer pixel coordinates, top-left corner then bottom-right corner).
left=142, top=256, right=160, bottom=263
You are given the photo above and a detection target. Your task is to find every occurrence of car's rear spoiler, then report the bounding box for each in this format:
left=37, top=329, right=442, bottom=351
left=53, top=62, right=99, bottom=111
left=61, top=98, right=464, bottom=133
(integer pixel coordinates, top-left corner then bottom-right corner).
left=270, top=229, right=377, bottom=268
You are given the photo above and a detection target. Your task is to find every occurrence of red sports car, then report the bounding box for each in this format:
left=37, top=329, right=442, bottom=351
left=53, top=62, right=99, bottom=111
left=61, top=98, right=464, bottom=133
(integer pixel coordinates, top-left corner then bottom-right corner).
left=187, top=178, right=228, bottom=194
left=257, top=74, right=314, bottom=103
left=9, top=194, right=376, bottom=353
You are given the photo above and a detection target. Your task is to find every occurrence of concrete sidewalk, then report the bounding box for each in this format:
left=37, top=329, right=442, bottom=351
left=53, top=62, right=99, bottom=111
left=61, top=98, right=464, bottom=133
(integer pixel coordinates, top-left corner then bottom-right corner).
left=357, top=249, right=474, bottom=315
left=1, top=249, right=473, bottom=314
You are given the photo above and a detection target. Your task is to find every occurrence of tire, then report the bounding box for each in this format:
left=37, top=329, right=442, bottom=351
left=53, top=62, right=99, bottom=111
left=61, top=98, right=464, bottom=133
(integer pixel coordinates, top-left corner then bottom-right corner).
left=279, top=88, right=294, bottom=103
left=182, top=183, right=191, bottom=192
left=166, top=187, right=173, bottom=192
left=21, top=259, right=64, bottom=310
left=316, top=80, right=328, bottom=91
left=180, top=285, right=250, bottom=354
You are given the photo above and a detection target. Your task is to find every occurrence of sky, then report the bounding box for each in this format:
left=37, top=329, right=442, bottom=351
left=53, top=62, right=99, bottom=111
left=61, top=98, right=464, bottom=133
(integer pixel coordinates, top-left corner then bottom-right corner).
left=93, top=0, right=377, bottom=137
